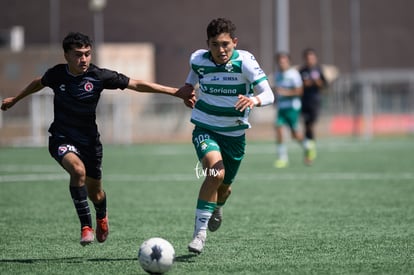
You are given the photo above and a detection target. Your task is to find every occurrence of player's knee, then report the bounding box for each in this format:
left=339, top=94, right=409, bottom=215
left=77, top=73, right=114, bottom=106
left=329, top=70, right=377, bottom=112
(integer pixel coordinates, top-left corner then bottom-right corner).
left=205, top=168, right=225, bottom=186
left=215, top=168, right=225, bottom=183
left=70, top=163, right=86, bottom=181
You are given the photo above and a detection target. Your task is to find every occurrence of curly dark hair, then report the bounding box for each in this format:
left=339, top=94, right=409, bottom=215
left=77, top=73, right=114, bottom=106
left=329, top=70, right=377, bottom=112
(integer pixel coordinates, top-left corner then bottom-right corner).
left=206, top=18, right=236, bottom=40
left=62, top=32, right=93, bottom=53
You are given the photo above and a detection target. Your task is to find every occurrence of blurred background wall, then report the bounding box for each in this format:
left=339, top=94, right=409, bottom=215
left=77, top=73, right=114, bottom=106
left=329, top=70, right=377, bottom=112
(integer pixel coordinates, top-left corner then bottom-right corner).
left=1, top=0, right=413, bottom=145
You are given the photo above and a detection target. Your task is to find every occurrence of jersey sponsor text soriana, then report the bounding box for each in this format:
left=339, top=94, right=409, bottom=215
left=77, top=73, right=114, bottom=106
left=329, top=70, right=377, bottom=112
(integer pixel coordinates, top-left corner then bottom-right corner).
left=186, top=49, right=268, bottom=136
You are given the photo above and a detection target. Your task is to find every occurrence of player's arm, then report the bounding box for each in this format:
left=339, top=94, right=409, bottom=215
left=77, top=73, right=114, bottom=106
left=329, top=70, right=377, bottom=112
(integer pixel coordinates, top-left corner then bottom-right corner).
left=314, top=68, right=327, bottom=89
left=277, top=86, right=303, bottom=97
left=175, top=69, right=199, bottom=108
left=1, top=77, right=44, bottom=111
left=278, top=70, right=303, bottom=97
left=127, top=79, right=195, bottom=108
left=235, top=80, right=274, bottom=112
left=235, top=53, right=275, bottom=112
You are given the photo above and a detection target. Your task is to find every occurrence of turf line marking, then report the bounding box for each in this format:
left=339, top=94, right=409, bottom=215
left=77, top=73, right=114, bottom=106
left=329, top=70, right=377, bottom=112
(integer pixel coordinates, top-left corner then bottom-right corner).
left=1, top=172, right=413, bottom=183
left=0, top=164, right=57, bottom=172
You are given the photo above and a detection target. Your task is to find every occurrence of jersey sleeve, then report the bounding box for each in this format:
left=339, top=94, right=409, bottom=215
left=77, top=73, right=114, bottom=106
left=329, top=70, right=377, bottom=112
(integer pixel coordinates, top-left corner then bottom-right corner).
left=241, top=51, right=268, bottom=87
left=40, top=69, right=52, bottom=87
left=40, top=65, right=61, bottom=88
left=185, top=50, right=205, bottom=86
left=253, top=80, right=274, bottom=106
left=292, top=70, right=303, bottom=88
left=185, top=70, right=199, bottom=86
left=100, top=68, right=130, bottom=90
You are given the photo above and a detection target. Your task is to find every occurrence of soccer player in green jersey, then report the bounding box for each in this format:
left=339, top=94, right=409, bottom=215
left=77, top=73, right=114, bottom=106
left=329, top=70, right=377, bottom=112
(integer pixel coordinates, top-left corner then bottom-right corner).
left=273, top=52, right=311, bottom=168
left=177, top=18, right=274, bottom=253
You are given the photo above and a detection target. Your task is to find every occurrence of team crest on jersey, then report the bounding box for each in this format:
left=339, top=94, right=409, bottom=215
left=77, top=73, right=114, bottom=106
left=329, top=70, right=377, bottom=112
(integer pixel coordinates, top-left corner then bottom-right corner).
left=84, top=81, right=94, bottom=92
left=200, top=141, right=208, bottom=151
left=225, top=62, right=233, bottom=72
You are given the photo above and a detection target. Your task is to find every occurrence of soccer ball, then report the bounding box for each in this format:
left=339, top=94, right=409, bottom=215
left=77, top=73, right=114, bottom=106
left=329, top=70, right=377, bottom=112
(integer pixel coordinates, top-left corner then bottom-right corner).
left=138, top=237, right=175, bottom=274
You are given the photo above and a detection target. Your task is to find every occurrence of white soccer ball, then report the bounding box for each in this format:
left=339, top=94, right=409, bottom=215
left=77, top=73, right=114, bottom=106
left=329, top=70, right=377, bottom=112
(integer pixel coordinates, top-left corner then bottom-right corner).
left=138, top=237, right=175, bottom=274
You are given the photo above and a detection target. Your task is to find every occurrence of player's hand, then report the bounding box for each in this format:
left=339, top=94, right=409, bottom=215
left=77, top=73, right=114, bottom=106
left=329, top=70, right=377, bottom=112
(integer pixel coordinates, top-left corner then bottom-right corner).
left=235, top=95, right=258, bottom=112
left=1, top=97, right=16, bottom=111
left=175, top=84, right=196, bottom=109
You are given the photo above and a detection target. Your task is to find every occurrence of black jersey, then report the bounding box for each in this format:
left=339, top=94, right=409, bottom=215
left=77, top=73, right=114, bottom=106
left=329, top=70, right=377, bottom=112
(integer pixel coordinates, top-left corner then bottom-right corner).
left=41, top=63, right=129, bottom=145
left=299, top=66, right=326, bottom=105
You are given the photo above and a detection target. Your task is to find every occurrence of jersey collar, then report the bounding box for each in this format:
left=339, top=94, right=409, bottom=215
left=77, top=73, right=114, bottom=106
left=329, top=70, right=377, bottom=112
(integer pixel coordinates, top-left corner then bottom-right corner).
left=204, top=50, right=239, bottom=66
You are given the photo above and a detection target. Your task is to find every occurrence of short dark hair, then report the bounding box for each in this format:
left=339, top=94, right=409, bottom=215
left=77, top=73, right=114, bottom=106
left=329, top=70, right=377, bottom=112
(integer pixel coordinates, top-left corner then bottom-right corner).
left=62, top=32, right=93, bottom=53
left=276, top=52, right=291, bottom=61
left=206, top=18, right=236, bottom=40
left=302, top=47, right=317, bottom=58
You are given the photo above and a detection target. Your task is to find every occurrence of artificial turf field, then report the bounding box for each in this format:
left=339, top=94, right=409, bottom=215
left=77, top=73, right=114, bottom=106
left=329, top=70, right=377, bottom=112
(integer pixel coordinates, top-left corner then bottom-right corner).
left=1, top=137, right=413, bottom=274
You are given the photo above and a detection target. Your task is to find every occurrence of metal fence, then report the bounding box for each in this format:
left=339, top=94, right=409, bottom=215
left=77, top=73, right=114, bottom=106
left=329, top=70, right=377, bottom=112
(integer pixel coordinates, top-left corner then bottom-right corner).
left=325, top=69, right=414, bottom=139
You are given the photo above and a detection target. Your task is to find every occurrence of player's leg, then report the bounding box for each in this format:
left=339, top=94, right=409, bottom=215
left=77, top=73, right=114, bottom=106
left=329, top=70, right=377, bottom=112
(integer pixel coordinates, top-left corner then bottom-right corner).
left=208, top=137, right=244, bottom=232
left=83, top=139, right=108, bottom=243
left=85, top=177, right=108, bottom=243
left=49, top=136, right=97, bottom=245
left=289, top=108, right=314, bottom=165
left=291, top=126, right=312, bottom=165
left=189, top=150, right=225, bottom=253
left=207, top=184, right=229, bottom=232
left=209, top=133, right=245, bottom=232
left=189, top=127, right=225, bottom=253
left=60, top=152, right=95, bottom=246
left=289, top=108, right=304, bottom=142
left=275, top=110, right=288, bottom=168
left=302, top=105, right=318, bottom=163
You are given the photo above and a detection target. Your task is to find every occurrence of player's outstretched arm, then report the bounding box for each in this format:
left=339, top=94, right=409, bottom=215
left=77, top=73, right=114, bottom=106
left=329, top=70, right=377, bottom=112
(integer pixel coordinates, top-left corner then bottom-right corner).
left=128, top=79, right=195, bottom=109
left=176, top=84, right=196, bottom=109
left=1, top=78, right=44, bottom=111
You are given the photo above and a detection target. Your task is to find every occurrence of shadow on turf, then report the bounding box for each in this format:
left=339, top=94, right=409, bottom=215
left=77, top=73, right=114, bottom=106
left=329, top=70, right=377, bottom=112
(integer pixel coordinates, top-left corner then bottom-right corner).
left=0, top=257, right=136, bottom=264
left=174, top=254, right=198, bottom=263
left=1, top=254, right=197, bottom=265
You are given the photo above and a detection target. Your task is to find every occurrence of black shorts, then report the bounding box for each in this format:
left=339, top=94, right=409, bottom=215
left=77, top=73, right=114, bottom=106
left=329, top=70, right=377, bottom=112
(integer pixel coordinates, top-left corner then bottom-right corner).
left=301, top=104, right=319, bottom=124
left=48, top=135, right=103, bottom=179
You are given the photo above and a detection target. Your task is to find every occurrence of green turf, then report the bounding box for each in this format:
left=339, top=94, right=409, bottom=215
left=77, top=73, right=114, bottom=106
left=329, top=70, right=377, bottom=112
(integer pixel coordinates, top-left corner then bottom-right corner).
left=1, top=137, right=414, bottom=274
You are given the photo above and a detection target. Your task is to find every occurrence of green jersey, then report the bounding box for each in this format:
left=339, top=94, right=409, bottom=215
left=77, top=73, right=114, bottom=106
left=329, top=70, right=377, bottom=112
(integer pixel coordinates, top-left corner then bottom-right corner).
left=275, top=67, right=303, bottom=110
left=186, top=49, right=268, bottom=136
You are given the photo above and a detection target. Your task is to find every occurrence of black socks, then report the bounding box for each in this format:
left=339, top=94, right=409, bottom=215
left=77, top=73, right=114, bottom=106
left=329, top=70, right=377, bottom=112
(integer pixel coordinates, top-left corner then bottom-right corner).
left=93, top=193, right=107, bottom=220
left=69, top=185, right=92, bottom=228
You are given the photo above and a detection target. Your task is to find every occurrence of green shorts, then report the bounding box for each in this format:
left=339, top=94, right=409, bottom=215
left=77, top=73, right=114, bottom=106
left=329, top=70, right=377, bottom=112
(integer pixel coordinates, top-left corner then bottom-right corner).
left=192, top=126, right=246, bottom=185
left=276, top=107, right=301, bottom=130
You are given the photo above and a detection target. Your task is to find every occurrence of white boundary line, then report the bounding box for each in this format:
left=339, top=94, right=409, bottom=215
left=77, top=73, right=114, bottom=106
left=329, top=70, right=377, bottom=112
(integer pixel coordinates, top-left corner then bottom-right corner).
left=1, top=172, right=414, bottom=183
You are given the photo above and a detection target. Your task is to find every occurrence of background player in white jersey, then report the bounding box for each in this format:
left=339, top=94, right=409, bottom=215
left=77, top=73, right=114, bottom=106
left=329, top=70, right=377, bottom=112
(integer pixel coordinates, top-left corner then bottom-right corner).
left=177, top=18, right=274, bottom=254
left=273, top=52, right=311, bottom=168
left=1, top=32, right=195, bottom=246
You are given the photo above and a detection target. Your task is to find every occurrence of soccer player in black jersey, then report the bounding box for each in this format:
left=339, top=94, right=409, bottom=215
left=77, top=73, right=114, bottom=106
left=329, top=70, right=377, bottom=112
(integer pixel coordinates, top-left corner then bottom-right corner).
left=1, top=32, right=195, bottom=246
left=298, top=48, right=326, bottom=164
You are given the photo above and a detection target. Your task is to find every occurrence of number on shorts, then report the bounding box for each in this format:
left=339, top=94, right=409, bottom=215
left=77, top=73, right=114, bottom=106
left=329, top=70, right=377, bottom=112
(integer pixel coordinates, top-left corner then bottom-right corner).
left=193, top=134, right=210, bottom=147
